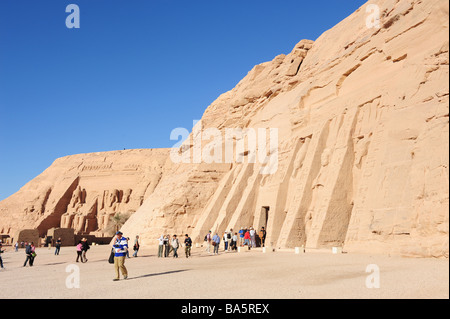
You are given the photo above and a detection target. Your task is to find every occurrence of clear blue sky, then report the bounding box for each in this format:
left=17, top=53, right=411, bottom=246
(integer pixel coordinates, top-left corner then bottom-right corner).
left=0, top=0, right=366, bottom=201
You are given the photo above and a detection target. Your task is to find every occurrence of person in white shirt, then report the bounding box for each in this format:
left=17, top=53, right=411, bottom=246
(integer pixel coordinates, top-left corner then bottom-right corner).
left=223, top=231, right=229, bottom=251
left=231, top=233, right=238, bottom=251
left=250, top=227, right=256, bottom=248
left=158, top=235, right=164, bottom=258
left=171, top=235, right=180, bottom=258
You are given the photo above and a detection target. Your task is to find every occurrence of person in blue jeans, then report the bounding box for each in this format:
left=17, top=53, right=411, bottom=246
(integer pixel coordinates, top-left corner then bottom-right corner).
left=55, top=238, right=62, bottom=255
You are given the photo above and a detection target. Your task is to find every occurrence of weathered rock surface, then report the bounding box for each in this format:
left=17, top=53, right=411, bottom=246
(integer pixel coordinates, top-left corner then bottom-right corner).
left=0, top=0, right=448, bottom=257
left=0, top=149, right=169, bottom=237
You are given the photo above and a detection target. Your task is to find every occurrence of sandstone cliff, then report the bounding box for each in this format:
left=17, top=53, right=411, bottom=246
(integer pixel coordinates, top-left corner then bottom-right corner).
left=0, top=0, right=448, bottom=257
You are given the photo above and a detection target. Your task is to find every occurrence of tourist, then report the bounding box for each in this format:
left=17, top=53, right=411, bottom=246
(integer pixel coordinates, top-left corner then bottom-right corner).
left=132, top=235, right=140, bottom=257
left=223, top=231, right=229, bottom=251
left=55, top=237, right=62, bottom=255
left=171, top=235, right=179, bottom=258
left=164, top=234, right=171, bottom=258
left=205, top=230, right=212, bottom=253
left=259, top=227, right=267, bottom=247
left=227, top=230, right=233, bottom=251
left=239, top=227, right=245, bottom=246
left=250, top=227, right=256, bottom=248
left=231, top=232, right=238, bottom=251
left=76, top=241, right=83, bottom=262
left=112, top=231, right=128, bottom=281
left=126, top=237, right=131, bottom=258
left=0, top=243, right=5, bottom=269
left=14, top=242, right=19, bottom=252
left=244, top=229, right=251, bottom=250
left=23, top=242, right=36, bottom=267
left=158, top=235, right=164, bottom=257
left=184, top=234, right=192, bottom=258
left=212, top=233, right=220, bottom=255
left=81, top=238, right=90, bottom=262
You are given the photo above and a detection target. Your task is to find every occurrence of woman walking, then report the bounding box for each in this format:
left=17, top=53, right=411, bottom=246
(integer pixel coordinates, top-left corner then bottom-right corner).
left=76, top=241, right=83, bottom=262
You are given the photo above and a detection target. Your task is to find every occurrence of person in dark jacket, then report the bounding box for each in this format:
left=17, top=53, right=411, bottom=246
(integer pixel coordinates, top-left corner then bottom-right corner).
left=184, top=234, right=192, bottom=258
left=23, top=242, right=36, bottom=267
left=55, top=238, right=62, bottom=255
left=81, top=238, right=90, bottom=263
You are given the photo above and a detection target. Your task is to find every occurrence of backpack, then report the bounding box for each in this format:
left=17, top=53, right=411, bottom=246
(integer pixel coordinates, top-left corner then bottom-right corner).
left=227, top=233, right=231, bottom=239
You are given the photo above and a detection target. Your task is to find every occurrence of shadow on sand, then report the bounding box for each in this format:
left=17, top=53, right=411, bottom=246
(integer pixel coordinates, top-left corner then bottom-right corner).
left=127, top=269, right=189, bottom=280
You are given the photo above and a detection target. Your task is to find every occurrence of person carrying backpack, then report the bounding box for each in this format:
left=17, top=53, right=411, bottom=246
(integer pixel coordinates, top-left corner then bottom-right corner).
left=23, top=242, right=36, bottom=267
left=259, top=227, right=267, bottom=247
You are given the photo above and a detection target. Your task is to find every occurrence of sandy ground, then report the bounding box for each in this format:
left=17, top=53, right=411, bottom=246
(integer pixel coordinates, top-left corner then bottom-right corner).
left=0, top=244, right=448, bottom=299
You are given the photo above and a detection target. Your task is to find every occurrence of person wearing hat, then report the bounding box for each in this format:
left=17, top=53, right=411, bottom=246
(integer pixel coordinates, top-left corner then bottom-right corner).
left=112, top=231, right=128, bottom=281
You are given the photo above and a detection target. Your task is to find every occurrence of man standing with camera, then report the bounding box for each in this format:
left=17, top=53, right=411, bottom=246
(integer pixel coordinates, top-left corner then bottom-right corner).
left=112, top=231, right=128, bottom=281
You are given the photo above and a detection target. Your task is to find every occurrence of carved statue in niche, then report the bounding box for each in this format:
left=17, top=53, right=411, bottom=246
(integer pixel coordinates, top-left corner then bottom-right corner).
left=60, top=186, right=96, bottom=233
left=304, top=147, right=331, bottom=240
left=292, top=137, right=311, bottom=178
left=95, top=188, right=130, bottom=233
left=122, top=189, right=132, bottom=204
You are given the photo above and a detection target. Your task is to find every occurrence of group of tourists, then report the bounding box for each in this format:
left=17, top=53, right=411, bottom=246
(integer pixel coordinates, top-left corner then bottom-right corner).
left=158, top=234, right=192, bottom=259
left=0, top=227, right=268, bottom=282
left=204, top=226, right=267, bottom=254
left=0, top=241, right=37, bottom=269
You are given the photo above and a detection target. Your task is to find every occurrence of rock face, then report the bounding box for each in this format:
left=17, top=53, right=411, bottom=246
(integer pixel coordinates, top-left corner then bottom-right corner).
left=0, top=0, right=448, bottom=257
left=0, top=149, right=169, bottom=238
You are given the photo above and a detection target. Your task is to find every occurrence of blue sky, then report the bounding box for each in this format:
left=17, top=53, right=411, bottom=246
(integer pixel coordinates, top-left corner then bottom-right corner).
left=0, top=0, right=366, bottom=201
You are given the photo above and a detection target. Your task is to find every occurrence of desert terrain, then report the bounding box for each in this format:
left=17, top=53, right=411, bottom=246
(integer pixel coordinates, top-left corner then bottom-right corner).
left=0, top=244, right=447, bottom=299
